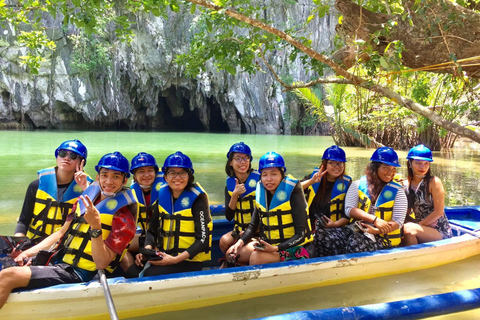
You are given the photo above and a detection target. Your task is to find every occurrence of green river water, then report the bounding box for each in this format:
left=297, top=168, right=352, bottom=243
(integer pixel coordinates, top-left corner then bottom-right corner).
left=1, top=130, right=479, bottom=234
left=1, top=131, right=480, bottom=319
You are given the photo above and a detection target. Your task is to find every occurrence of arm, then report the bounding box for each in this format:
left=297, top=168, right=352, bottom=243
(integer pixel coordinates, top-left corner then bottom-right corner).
left=144, top=204, right=160, bottom=250
left=224, top=186, right=236, bottom=221
left=300, top=166, right=325, bottom=190
left=420, top=176, right=445, bottom=226
left=345, top=181, right=391, bottom=234
left=82, top=195, right=136, bottom=270
left=276, top=185, right=309, bottom=251
left=14, top=180, right=39, bottom=236
left=14, top=213, right=73, bottom=264
left=239, top=207, right=260, bottom=244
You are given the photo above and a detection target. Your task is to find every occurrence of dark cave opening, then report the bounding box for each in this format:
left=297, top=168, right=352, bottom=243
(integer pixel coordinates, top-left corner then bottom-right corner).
left=207, top=97, right=230, bottom=133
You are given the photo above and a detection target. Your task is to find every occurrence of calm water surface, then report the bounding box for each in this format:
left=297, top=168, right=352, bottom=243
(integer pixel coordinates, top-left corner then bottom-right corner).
left=0, top=130, right=479, bottom=234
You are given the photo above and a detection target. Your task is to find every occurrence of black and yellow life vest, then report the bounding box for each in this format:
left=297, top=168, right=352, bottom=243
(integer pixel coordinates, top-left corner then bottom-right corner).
left=62, top=182, right=138, bottom=273
left=256, top=175, right=313, bottom=246
left=226, top=170, right=260, bottom=232
left=27, top=167, right=93, bottom=240
left=131, top=172, right=165, bottom=233
left=156, top=183, right=212, bottom=262
left=305, top=169, right=352, bottom=222
left=357, top=176, right=403, bottom=247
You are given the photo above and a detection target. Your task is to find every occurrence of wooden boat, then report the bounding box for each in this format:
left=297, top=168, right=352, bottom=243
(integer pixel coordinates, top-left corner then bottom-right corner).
left=1, top=205, right=480, bottom=320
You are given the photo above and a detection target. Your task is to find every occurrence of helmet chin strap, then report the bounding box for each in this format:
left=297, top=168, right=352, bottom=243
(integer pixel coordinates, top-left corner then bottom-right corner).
left=100, top=186, right=123, bottom=198
left=139, top=184, right=152, bottom=190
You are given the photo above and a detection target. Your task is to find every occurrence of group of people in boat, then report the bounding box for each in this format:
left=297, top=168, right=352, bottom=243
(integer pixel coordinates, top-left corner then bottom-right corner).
left=0, top=139, right=452, bottom=309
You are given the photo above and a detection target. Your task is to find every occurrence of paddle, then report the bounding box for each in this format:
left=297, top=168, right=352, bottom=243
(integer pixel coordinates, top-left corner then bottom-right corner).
left=98, top=269, right=119, bottom=320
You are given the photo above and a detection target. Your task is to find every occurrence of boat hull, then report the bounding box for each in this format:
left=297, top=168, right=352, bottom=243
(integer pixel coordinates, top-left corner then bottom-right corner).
left=2, top=206, right=480, bottom=319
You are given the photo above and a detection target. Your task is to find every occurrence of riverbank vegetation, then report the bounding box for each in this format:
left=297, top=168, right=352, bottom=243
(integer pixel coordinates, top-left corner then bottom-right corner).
left=1, top=0, right=479, bottom=149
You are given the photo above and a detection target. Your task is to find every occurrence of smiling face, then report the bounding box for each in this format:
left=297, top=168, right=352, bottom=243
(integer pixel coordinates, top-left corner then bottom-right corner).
left=229, top=152, right=251, bottom=175
left=97, top=168, right=127, bottom=195
left=325, top=160, right=345, bottom=181
left=165, top=167, right=189, bottom=197
left=377, top=164, right=397, bottom=183
left=261, top=167, right=283, bottom=194
left=133, top=166, right=156, bottom=187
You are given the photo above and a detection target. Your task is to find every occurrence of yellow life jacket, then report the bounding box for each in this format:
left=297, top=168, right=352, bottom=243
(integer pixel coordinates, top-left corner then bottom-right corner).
left=256, top=175, right=313, bottom=246
left=156, top=183, right=212, bottom=262
left=226, top=170, right=260, bottom=232
left=357, top=176, right=403, bottom=247
left=131, top=172, right=165, bottom=233
left=305, top=169, right=352, bottom=222
left=27, top=167, right=93, bottom=240
left=62, top=182, right=138, bottom=273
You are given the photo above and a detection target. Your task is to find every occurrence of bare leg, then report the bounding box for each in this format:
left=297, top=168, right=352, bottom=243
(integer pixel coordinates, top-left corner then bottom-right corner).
left=0, top=267, right=32, bottom=309
left=249, top=251, right=280, bottom=265
left=226, top=241, right=256, bottom=265
left=403, top=222, right=442, bottom=246
left=219, top=232, right=235, bottom=254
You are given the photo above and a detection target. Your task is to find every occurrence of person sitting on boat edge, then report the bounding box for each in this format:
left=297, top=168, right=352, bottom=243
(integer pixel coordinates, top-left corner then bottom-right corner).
left=0, top=152, right=138, bottom=310
left=121, top=152, right=165, bottom=277
left=227, top=151, right=314, bottom=265
left=300, top=146, right=352, bottom=257
left=14, top=139, right=93, bottom=242
left=402, top=145, right=452, bottom=246
left=219, top=142, right=260, bottom=266
left=343, top=146, right=407, bottom=253
left=131, top=151, right=213, bottom=277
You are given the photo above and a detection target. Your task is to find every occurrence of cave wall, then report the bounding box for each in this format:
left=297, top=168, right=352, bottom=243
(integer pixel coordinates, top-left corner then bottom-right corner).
left=0, top=1, right=336, bottom=133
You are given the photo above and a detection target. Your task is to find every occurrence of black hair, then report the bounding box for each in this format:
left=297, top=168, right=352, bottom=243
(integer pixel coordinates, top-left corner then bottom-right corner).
left=407, top=160, right=433, bottom=197
left=225, top=152, right=252, bottom=177
left=366, top=162, right=387, bottom=204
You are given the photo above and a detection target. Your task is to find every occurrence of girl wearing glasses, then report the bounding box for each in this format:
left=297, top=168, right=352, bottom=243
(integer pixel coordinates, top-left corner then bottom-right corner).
left=301, top=146, right=352, bottom=257
left=402, top=145, right=452, bottom=246
left=14, top=140, right=92, bottom=241
left=227, top=151, right=314, bottom=266
left=219, top=142, right=260, bottom=265
left=133, top=151, right=213, bottom=276
left=343, top=146, right=408, bottom=253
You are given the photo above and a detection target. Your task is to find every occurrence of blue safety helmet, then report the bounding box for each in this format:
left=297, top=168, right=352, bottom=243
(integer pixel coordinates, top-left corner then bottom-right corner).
left=370, top=146, right=401, bottom=167
left=406, top=144, right=433, bottom=162
left=130, top=152, right=159, bottom=173
left=162, top=151, right=194, bottom=174
left=55, top=139, right=88, bottom=164
left=227, top=142, right=253, bottom=160
left=95, top=152, right=130, bottom=178
left=322, top=145, right=347, bottom=162
left=258, top=151, right=287, bottom=173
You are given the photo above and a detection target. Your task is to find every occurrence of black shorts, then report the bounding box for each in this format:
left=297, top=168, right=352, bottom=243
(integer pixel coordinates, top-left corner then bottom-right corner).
left=28, top=263, right=83, bottom=290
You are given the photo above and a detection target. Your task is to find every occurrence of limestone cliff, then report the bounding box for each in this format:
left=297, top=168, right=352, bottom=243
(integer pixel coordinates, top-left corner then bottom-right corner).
left=0, top=1, right=336, bottom=133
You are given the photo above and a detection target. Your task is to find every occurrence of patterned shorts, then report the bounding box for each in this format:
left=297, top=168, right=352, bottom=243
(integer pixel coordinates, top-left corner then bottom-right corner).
left=279, top=245, right=310, bottom=262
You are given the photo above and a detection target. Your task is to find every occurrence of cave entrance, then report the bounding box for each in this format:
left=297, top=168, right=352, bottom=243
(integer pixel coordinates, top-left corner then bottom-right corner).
left=158, top=87, right=230, bottom=132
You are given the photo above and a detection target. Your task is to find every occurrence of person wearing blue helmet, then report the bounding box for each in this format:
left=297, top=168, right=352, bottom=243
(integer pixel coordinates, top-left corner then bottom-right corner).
left=0, top=152, right=138, bottom=308
left=131, top=152, right=212, bottom=277
left=130, top=153, right=164, bottom=243
left=14, top=139, right=93, bottom=241
left=227, top=151, right=314, bottom=266
left=342, top=146, right=407, bottom=253
left=219, top=142, right=261, bottom=264
left=300, top=146, right=352, bottom=257
left=402, top=145, right=452, bottom=246
left=302, top=145, right=352, bottom=229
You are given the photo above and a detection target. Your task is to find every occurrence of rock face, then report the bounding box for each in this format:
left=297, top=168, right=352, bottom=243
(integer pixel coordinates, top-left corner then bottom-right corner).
left=0, top=1, right=336, bottom=133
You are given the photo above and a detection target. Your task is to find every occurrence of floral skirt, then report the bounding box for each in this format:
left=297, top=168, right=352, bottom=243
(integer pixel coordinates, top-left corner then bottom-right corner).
left=279, top=245, right=310, bottom=262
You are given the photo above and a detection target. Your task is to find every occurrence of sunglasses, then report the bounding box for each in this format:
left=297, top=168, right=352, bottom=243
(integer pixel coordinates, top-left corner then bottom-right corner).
left=58, top=150, right=80, bottom=160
